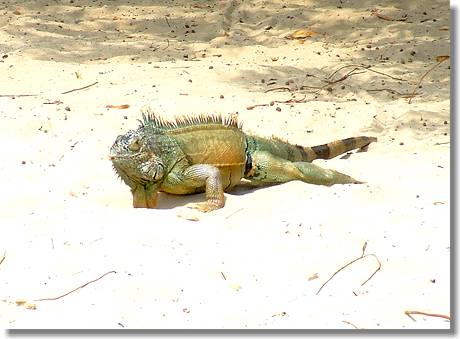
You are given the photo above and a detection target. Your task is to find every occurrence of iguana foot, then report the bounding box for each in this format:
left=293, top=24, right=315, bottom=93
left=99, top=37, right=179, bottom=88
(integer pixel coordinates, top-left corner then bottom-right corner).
left=186, top=199, right=224, bottom=212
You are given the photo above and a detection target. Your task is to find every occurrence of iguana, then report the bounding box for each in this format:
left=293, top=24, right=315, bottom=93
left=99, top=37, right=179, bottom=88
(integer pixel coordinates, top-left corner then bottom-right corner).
left=109, top=110, right=376, bottom=212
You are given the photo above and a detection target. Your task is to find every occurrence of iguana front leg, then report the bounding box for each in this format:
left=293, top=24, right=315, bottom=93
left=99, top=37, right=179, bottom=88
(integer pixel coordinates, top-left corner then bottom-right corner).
left=132, top=184, right=158, bottom=208
left=179, top=164, right=225, bottom=212
left=245, top=151, right=361, bottom=185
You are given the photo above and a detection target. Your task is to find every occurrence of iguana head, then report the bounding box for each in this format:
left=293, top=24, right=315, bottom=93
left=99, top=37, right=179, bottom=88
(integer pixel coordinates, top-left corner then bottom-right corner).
left=109, top=128, right=165, bottom=191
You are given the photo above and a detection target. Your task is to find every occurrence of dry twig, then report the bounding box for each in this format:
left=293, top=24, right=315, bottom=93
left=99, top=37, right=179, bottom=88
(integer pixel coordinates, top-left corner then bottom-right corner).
left=34, top=270, right=116, bottom=302
left=248, top=63, right=406, bottom=110
left=408, top=56, right=449, bottom=103
left=327, top=64, right=405, bottom=82
left=0, top=252, right=5, bottom=267
left=247, top=93, right=307, bottom=110
left=61, top=81, right=98, bottom=95
left=316, top=242, right=381, bottom=295
left=162, top=38, right=170, bottom=50
left=165, top=16, right=171, bottom=28
left=264, top=87, right=292, bottom=93
left=0, top=94, right=38, bottom=98
left=342, top=320, right=359, bottom=329
left=366, top=88, right=417, bottom=97
left=404, top=310, right=450, bottom=321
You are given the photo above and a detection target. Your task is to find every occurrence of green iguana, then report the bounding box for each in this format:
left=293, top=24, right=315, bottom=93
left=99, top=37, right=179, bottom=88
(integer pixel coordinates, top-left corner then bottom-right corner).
left=109, top=110, right=376, bottom=212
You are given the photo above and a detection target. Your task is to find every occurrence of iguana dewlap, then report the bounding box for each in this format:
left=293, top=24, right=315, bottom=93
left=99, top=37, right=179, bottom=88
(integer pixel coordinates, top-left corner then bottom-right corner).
left=110, top=110, right=376, bottom=212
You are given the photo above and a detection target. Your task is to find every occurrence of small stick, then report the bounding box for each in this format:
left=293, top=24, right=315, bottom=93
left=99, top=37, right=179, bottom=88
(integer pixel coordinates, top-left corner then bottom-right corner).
left=0, top=94, right=38, bottom=97
left=408, top=56, right=449, bottom=103
left=165, top=16, right=171, bottom=28
left=225, top=207, right=244, bottom=219
left=327, top=64, right=405, bottom=82
left=61, top=81, right=98, bottom=95
left=404, top=310, right=450, bottom=321
left=162, top=38, right=170, bottom=50
left=0, top=252, right=5, bottom=266
left=316, top=242, right=381, bottom=295
left=220, top=272, right=227, bottom=280
left=342, top=320, right=359, bottom=329
left=247, top=93, right=307, bottom=110
left=325, top=67, right=363, bottom=85
left=366, top=88, right=416, bottom=96
left=360, top=254, right=381, bottom=286
left=34, top=270, right=116, bottom=301
left=264, top=87, right=292, bottom=93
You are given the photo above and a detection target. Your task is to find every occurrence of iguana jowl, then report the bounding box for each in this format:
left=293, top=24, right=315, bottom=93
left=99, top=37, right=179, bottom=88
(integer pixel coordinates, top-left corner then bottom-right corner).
left=110, top=110, right=376, bottom=212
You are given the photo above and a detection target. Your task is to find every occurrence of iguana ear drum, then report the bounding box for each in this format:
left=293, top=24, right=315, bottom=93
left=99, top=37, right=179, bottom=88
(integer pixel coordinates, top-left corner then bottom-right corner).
left=128, top=138, right=141, bottom=151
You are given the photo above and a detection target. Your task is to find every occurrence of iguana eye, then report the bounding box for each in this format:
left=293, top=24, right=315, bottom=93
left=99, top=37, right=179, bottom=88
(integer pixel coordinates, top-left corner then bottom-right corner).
left=128, top=138, right=141, bottom=151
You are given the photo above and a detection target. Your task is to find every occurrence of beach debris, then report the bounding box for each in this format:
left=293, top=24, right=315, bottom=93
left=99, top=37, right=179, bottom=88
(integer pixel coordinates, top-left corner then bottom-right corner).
left=106, top=104, right=130, bottom=109
left=286, top=28, right=320, bottom=40
left=34, top=270, right=116, bottom=302
left=316, top=241, right=382, bottom=295
left=404, top=310, right=450, bottom=322
left=407, top=55, right=449, bottom=103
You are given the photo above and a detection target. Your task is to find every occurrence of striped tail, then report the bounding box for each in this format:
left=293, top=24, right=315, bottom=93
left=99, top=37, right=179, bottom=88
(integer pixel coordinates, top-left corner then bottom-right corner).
left=303, top=136, right=377, bottom=161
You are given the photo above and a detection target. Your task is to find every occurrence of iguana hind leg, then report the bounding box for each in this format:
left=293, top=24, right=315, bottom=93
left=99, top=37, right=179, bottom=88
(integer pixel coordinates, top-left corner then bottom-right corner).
left=179, top=164, right=225, bottom=212
left=245, top=151, right=361, bottom=186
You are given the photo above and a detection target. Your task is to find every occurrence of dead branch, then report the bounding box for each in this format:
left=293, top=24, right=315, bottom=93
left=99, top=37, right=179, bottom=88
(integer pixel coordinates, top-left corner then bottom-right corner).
left=408, top=56, right=449, bottom=103
left=34, top=270, right=116, bottom=302
left=404, top=310, right=450, bottom=321
left=316, top=241, right=381, bottom=295
left=61, top=81, right=98, bottom=95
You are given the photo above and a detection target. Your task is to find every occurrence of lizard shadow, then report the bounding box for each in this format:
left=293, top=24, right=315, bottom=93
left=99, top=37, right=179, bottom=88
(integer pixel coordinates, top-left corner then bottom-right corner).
left=154, top=151, right=364, bottom=209
left=154, top=180, right=272, bottom=210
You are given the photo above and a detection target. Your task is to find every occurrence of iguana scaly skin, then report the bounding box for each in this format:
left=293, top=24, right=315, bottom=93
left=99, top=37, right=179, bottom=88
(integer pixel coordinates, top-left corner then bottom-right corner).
left=110, top=110, right=376, bottom=212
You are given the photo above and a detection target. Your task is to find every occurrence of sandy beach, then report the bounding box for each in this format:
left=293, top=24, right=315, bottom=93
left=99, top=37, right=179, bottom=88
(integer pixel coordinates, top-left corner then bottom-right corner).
left=0, top=0, right=451, bottom=330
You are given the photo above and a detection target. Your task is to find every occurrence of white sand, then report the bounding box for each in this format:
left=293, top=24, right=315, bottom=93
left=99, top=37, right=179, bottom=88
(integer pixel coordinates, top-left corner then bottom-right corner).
left=0, top=0, right=451, bottom=330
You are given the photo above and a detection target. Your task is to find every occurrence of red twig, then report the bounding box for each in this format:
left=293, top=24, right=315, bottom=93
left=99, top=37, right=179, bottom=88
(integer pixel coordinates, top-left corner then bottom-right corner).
left=34, top=270, right=116, bottom=301
left=407, top=56, right=449, bottom=103
left=404, top=310, right=450, bottom=321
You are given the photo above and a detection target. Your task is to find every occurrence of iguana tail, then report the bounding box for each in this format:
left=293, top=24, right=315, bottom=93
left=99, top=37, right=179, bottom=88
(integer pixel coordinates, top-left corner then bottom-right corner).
left=304, top=136, right=377, bottom=161
left=246, top=136, right=377, bottom=163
